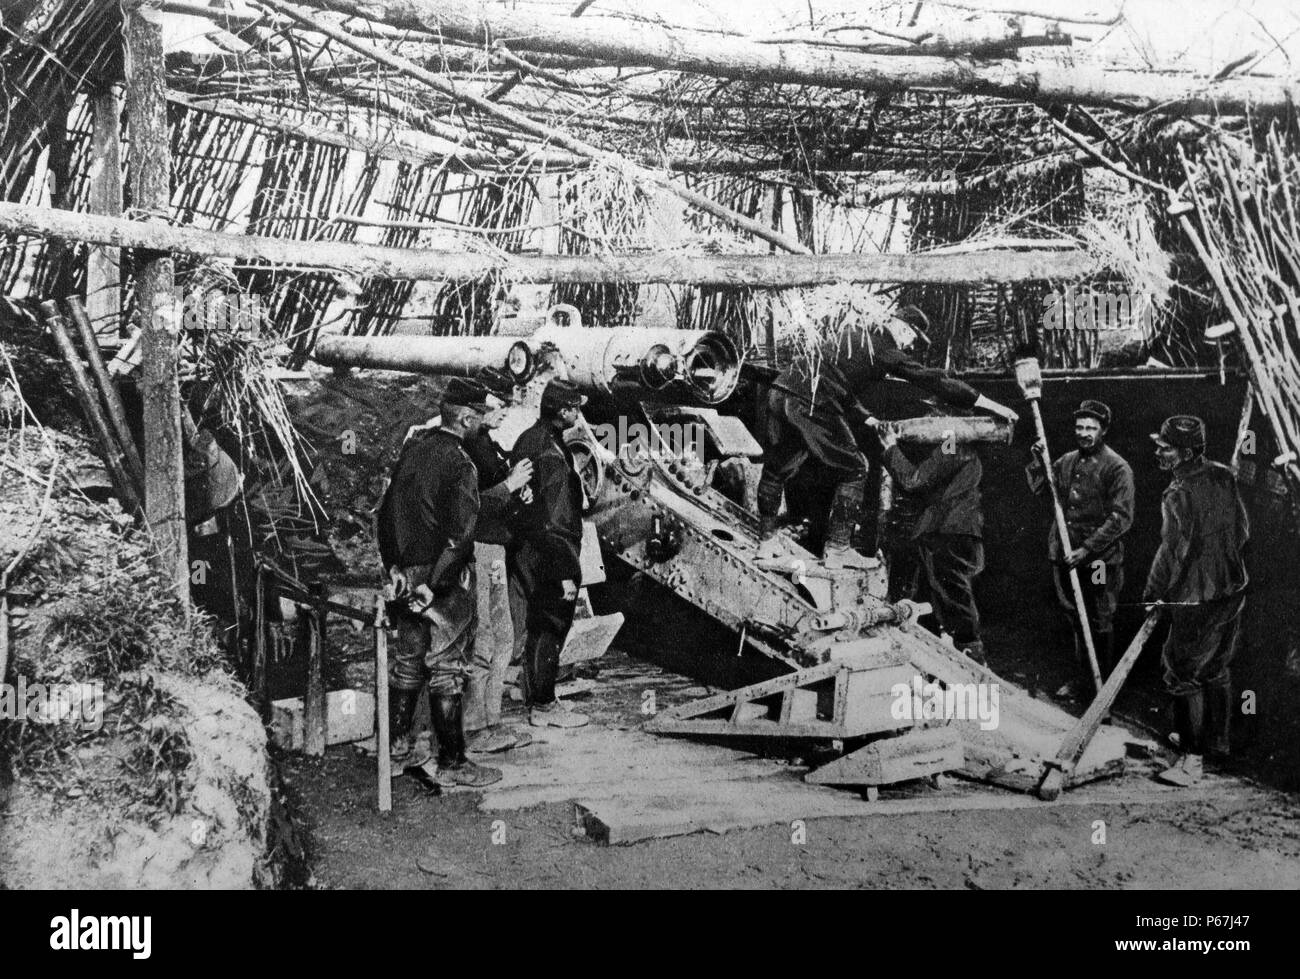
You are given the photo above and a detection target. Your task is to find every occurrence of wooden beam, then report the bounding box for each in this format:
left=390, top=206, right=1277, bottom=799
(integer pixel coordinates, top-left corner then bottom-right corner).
left=87, top=84, right=124, bottom=342
left=125, top=0, right=190, bottom=608
left=304, top=0, right=1300, bottom=114
left=0, top=200, right=1098, bottom=284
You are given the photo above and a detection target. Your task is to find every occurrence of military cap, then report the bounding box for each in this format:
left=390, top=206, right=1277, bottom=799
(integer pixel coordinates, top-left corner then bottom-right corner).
left=475, top=366, right=517, bottom=403
left=1151, top=415, right=1207, bottom=450
left=441, top=377, right=490, bottom=412
left=1073, top=399, right=1112, bottom=428
left=541, top=378, right=587, bottom=413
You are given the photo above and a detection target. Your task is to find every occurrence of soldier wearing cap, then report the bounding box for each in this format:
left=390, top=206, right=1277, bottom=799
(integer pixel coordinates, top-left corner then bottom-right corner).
left=1028, top=399, right=1135, bottom=688
left=375, top=376, right=502, bottom=788
left=465, top=368, right=535, bottom=545
left=758, top=306, right=1019, bottom=570
left=1145, top=415, right=1249, bottom=786
left=508, top=378, right=590, bottom=728
left=460, top=367, right=536, bottom=754
left=877, top=403, right=988, bottom=663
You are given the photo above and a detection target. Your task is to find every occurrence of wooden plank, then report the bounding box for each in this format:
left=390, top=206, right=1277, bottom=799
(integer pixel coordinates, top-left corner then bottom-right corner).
left=269, top=690, right=375, bottom=750
left=839, top=665, right=915, bottom=734
left=648, top=659, right=844, bottom=723
left=303, top=583, right=328, bottom=757
left=807, top=728, right=963, bottom=786
left=1037, top=611, right=1160, bottom=799
left=374, top=596, right=391, bottom=813
left=252, top=564, right=268, bottom=719
left=573, top=781, right=871, bottom=845
left=559, top=611, right=623, bottom=666
left=647, top=717, right=855, bottom=739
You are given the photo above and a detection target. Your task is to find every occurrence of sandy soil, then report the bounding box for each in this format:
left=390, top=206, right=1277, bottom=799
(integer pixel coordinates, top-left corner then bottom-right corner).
left=283, top=643, right=1300, bottom=890
left=276, top=367, right=1300, bottom=888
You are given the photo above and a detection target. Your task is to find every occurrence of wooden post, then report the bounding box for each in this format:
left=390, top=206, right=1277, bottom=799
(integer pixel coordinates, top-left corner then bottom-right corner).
left=303, top=582, right=328, bottom=757
left=374, top=594, right=392, bottom=813
left=253, top=562, right=268, bottom=719
left=87, top=84, right=124, bottom=342
left=124, top=0, right=189, bottom=606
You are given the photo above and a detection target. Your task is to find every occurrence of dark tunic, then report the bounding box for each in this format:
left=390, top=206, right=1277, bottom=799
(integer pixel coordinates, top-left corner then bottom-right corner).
left=1051, top=444, right=1135, bottom=564
left=772, top=327, right=980, bottom=422
left=376, top=429, right=478, bottom=591
left=509, top=419, right=583, bottom=583
left=1144, top=458, right=1249, bottom=604
left=764, top=326, right=980, bottom=478
left=376, top=429, right=481, bottom=694
left=1027, top=440, right=1134, bottom=644
left=883, top=442, right=984, bottom=645
left=883, top=443, right=983, bottom=539
left=463, top=427, right=521, bottom=544
left=1145, top=459, right=1250, bottom=697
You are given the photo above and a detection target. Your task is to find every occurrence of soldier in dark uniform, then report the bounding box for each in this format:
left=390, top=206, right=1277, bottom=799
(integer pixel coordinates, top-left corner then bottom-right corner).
left=878, top=416, right=987, bottom=663
left=460, top=368, right=535, bottom=754
left=1027, top=400, right=1135, bottom=688
left=1145, top=415, right=1249, bottom=786
left=508, top=378, right=589, bottom=729
left=757, top=307, right=1018, bottom=569
left=376, top=377, right=502, bottom=788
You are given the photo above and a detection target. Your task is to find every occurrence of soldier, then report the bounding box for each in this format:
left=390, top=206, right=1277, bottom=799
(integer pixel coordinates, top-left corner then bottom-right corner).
left=757, top=306, right=1018, bottom=569
left=376, top=377, right=502, bottom=788
left=1145, top=415, right=1249, bottom=787
left=878, top=414, right=987, bottom=663
left=508, top=378, right=590, bottom=729
left=1027, top=400, right=1135, bottom=689
left=460, top=367, right=535, bottom=754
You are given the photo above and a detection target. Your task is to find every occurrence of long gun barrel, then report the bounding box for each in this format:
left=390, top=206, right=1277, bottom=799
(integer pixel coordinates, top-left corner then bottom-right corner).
left=313, top=325, right=743, bottom=405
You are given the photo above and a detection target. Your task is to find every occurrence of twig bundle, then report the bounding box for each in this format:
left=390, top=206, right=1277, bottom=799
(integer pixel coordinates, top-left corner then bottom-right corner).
left=1181, top=129, right=1300, bottom=515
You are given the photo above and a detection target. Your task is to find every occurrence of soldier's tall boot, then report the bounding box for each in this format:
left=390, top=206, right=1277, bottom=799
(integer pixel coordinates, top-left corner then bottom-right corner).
left=388, top=687, right=430, bottom=770
left=823, top=478, right=874, bottom=570
left=429, top=691, right=502, bottom=788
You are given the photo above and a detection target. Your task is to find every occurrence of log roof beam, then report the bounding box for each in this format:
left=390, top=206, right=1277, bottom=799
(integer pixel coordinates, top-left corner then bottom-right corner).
left=295, top=0, right=1299, bottom=115
left=0, top=200, right=1098, bottom=285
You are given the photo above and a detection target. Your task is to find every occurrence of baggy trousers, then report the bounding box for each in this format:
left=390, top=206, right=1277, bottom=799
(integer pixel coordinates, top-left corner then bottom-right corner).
left=1162, top=592, right=1245, bottom=757
left=757, top=387, right=867, bottom=522
left=1053, top=559, right=1124, bottom=677
left=1162, top=592, right=1245, bottom=696
left=463, top=548, right=514, bottom=731
left=389, top=562, right=478, bottom=697
left=916, top=533, right=984, bottom=647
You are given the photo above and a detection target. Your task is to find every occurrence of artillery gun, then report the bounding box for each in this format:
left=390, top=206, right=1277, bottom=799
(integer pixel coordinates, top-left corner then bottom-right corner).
left=315, top=312, right=1133, bottom=798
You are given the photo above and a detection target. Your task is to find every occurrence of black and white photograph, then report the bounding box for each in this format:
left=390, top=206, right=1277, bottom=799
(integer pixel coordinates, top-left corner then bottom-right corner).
left=0, top=0, right=1296, bottom=921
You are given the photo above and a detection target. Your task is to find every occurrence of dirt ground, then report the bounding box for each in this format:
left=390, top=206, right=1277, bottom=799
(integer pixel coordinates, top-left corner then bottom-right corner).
left=282, top=641, right=1300, bottom=890
left=274, top=368, right=1300, bottom=889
